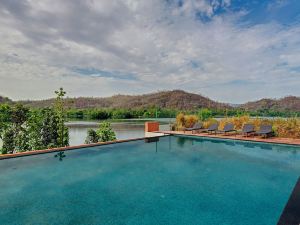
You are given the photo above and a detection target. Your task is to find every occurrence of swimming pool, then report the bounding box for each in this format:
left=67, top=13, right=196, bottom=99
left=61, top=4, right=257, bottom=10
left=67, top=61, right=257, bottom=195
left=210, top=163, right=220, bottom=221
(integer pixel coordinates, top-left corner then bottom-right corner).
left=0, top=135, right=299, bottom=225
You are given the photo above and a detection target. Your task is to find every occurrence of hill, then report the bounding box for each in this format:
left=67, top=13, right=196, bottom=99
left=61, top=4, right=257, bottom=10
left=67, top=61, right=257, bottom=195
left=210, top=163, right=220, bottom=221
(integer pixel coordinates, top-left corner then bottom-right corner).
left=241, top=96, right=300, bottom=112
left=19, top=90, right=230, bottom=110
left=0, top=96, right=12, bottom=104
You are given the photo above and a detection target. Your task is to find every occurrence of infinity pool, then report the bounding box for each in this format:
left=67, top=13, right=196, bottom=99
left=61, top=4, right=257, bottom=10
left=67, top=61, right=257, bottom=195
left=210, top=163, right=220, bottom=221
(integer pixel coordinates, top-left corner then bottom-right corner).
left=0, top=135, right=299, bottom=225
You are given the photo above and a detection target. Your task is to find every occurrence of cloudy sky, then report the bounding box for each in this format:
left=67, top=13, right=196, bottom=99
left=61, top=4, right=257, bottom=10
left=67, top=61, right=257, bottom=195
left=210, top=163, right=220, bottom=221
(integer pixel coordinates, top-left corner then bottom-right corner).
left=0, top=0, right=300, bottom=103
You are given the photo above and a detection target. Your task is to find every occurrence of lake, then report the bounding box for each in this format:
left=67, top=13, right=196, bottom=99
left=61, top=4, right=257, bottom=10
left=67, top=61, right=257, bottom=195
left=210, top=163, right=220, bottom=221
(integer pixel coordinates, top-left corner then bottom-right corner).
left=67, top=118, right=173, bottom=146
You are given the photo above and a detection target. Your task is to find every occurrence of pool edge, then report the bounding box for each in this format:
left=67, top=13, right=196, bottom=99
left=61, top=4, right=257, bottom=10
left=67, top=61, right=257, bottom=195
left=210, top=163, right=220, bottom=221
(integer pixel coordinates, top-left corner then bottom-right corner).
left=161, top=132, right=300, bottom=147
left=0, top=134, right=169, bottom=160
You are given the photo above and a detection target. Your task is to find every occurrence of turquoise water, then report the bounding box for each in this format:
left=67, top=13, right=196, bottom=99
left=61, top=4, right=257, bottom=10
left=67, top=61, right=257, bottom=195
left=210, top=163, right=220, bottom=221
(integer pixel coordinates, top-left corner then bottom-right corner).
left=0, top=136, right=300, bottom=225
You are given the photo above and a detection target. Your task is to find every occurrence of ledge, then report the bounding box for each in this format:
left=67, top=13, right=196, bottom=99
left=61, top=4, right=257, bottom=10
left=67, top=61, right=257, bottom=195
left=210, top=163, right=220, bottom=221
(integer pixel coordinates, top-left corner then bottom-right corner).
left=161, top=131, right=300, bottom=146
left=0, top=134, right=169, bottom=160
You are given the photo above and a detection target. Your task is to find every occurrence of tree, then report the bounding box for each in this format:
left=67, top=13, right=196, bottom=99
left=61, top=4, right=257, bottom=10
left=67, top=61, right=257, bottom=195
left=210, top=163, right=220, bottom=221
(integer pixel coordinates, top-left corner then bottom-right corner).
left=85, top=129, right=99, bottom=144
left=97, top=122, right=116, bottom=142
left=27, top=110, right=44, bottom=150
left=11, top=104, right=29, bottom=129
left=198, top=108, right=212, bottom=121
left=11, top=104, right=30, bottom=151
left=2, top=126, right=14, bottom=154
left=0, top=104, right=12, bottom=140
left=54, top=88, right=69, bottom=147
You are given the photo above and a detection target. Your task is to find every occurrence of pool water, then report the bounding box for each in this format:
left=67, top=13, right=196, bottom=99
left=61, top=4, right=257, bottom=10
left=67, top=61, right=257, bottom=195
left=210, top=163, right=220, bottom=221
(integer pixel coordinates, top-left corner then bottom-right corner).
left=0, top=135, right=300, bottom=225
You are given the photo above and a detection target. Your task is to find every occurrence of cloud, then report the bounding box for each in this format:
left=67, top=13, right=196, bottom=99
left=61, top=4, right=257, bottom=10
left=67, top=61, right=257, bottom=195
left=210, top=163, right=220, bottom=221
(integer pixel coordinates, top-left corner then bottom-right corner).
left=0, top=0, right=299, bottom=103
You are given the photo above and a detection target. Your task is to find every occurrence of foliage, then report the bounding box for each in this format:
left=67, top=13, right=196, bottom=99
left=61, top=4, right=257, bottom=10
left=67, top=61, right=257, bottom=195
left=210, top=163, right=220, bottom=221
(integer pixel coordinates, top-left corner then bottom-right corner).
left=0, top=89, right=70, bottom=154
left=0, top=104, right=12, bottom=139
left=201, top=115, right=300, bottom=138
left=198, top=108, right=212, bottom=121
left=11, top=104, right=29, bottom=127
left=85, top=129, right=99, bottom=144
left=41, top=108, right=59, bottom=148
left=27, top=110, right=44, bottom=150
left=97, top=122, right=116, bottom=142
left=112, top=109, right=132, bottom=119
left=174, top=113, right=199, bottom=130
left=272, top=118, right=300, bottom=138
left=54, top=88, right=69, bottom=147
left=203, top=118, right=218, bottom=129
left=1, top=126, right=14, bottom=154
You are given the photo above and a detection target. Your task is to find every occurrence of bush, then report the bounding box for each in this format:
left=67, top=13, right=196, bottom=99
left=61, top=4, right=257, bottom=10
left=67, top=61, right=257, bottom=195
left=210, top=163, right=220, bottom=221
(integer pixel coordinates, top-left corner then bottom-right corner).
left=203, top=118, right=218, bottom=129
left=174, top=113, right=199, bottom=130
left=97, top=122, right=117, bottom=142
left=2, top=127, right=14, bottom=154
left=85, top=129, right=99, bottom=144
left=198, top=108, right=212, bottom=121
left=273, top=118, right=300, bottom=138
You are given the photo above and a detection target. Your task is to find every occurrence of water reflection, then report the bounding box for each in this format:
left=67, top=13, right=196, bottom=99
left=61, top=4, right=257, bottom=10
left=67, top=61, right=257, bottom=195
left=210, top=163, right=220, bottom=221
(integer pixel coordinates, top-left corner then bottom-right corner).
left=54, top=151, right=66, bottom=161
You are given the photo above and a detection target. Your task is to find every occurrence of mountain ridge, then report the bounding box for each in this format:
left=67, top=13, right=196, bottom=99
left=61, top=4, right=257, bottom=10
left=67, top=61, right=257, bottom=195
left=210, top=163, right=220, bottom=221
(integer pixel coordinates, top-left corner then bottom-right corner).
left=17, top=90, right=230, bottom=110
left=1, top=90, right=300, bottom=112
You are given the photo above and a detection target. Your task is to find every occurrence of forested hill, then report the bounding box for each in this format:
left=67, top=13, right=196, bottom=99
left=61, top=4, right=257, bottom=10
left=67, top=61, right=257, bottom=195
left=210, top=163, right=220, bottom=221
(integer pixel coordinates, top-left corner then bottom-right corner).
left=2, top=91, right=300, bottom=112
left=241, top=96, right=300, bottom=112
left=17, top=90, right=229, bottom=110
left=0, top=96, right=12, bottom=104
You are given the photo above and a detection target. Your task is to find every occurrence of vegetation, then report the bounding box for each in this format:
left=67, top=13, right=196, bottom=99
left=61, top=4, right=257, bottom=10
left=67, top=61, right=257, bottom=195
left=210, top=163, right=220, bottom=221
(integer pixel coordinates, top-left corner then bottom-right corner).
left=85, top=122, right=116, bottom=144
left=174, top=112, right=300, bottom=139
left=0, top=88, right=69, bottom=154
left=1, top=90, right=299, bottom=119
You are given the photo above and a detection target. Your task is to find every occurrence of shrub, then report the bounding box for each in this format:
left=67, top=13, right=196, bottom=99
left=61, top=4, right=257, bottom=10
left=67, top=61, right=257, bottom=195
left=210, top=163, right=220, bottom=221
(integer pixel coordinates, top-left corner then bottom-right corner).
left=85, top=129, right=99, bottom=144
left=198, top=108, right=212, bottom=121
left=175, top=113, right=185, bottom=130
left=203, top=118, right=218, bottom=129
left=272, top=118, right=300, bottom=138
left=97, top=122, right=117, bottom=142
left=2, top=127, right=14, bottom=154
left=174, top=113, right=198, bottom=130
left=184, top=115, right=198, bottom=128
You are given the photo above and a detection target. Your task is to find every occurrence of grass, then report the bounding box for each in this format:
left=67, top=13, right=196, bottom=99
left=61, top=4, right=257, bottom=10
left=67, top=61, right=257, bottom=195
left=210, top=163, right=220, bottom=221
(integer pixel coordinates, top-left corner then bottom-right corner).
left=174, top=113, right=300, bottom=139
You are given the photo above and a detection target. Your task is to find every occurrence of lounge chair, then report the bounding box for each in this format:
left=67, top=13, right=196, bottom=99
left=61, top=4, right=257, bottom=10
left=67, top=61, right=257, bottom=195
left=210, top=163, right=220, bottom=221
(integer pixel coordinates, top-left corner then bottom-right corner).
left=202, top=123, right=218, bottom=134
left=217, top=123, right=237, bottom=135
left=256, top=124, right=273, bottom=138
left=241, top=124, right=255, bottom=137
left=184, top=122, right=203, bottom=134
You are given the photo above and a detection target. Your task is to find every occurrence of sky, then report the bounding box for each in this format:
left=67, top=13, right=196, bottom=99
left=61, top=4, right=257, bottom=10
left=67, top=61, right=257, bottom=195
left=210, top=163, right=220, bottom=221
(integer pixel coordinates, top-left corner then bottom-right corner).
left=0, top=0, right=300, bottom=103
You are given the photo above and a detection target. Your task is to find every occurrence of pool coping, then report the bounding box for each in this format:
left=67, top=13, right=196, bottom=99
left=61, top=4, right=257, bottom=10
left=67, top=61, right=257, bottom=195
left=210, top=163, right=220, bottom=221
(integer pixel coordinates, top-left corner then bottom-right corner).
left=0, top=134, right=169, bottom=160
left=160, top=131, right=300, bottom=147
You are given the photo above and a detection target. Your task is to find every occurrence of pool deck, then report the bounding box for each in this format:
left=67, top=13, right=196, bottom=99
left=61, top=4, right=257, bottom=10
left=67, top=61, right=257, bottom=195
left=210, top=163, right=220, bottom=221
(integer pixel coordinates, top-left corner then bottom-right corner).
left=161, top=131, right=300, bottom=146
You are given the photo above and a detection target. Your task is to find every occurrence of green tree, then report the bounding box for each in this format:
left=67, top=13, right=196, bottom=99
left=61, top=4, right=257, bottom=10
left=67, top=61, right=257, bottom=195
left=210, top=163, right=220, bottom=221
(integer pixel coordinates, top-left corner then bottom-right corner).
left=11, top=104, right=30, bottom=152
left=97, top=122, right=116, bottom=142
left=54, top=88, right=69, bottom=147
left=15, top=127, right=31, bottom=152
left=41, top=108, right=59, bottom=148
left=0, top=104, right=12, bottom=140
left=11, top=104, right=29, bottom=129
left=2, top=126, right=14, bottom=154
left=85, top=129, right=99, bottom=144
left=27, top=111, right=44, bottom=150
left=198, top=108, right=212, bottom=121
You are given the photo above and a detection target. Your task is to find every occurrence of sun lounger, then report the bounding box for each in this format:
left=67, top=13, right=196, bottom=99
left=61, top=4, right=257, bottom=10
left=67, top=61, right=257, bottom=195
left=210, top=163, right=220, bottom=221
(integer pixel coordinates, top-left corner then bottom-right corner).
left=184, top=122, right=203, bottom=134
left=217, top=123, right=236, bottom=135
left=202, top=123, right=218, bottom=134
left=256, top=124, right=273, bottom=138
left=241, top=124, right=255, bottom=137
